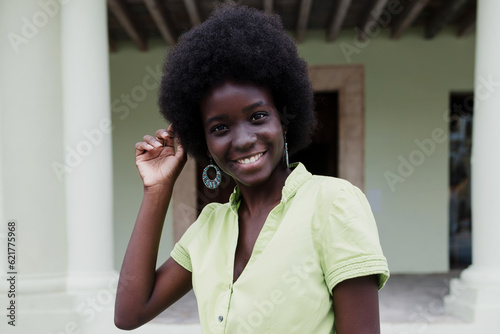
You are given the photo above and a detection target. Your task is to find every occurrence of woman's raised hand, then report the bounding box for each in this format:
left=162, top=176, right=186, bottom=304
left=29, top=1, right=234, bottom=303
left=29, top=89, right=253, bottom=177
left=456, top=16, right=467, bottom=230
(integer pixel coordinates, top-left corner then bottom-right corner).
left=135, top=124, right=187, bottom=189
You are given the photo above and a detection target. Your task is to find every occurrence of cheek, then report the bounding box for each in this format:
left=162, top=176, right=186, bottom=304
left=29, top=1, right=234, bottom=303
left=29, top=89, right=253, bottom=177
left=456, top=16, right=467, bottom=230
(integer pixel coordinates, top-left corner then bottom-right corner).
left=206, top=136, right=230, bottom=158
left=259, top=127, right=284, bottom=158
left=268, top=122, right=285, bottom=148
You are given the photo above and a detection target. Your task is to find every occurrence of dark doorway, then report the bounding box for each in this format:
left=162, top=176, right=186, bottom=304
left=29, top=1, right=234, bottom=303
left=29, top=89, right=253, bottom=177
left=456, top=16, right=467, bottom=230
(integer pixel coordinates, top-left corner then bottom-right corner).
left=292, top=91, right=339, bottom=177
left=449, top=92, right=473, bottom=268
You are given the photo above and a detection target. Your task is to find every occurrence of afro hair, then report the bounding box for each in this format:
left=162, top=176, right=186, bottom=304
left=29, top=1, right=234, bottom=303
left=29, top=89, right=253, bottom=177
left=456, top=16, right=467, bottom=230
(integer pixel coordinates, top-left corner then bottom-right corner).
left=159, top=3, right=316, bottom=163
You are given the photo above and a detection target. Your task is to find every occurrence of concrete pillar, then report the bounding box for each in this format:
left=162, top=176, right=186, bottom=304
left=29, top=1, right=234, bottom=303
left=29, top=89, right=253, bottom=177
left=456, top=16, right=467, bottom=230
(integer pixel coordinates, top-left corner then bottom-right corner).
left=0, top=0, right=67, bottom=293
left=61, top=0, right=115, bottom=291
left=446, top=0, right=500, bottom=329
left=0, top=1, right=126, bottom=333
left=0, top=0, right=72, bottom=332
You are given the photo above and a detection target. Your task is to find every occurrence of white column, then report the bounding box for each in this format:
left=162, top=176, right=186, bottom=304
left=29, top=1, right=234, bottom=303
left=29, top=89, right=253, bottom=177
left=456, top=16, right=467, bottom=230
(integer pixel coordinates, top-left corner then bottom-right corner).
left=61, top=0, right=115, bottom=290
left=446, top=0, right=500, bottom=329
left=0, top=1, right=79, bottom=333
left=0, top=0, right=67, bottom=294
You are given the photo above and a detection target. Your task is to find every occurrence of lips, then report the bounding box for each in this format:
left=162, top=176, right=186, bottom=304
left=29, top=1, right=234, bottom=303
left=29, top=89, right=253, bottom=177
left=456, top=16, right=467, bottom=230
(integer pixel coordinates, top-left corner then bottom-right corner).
left=236, top=152, right=264, bottom=165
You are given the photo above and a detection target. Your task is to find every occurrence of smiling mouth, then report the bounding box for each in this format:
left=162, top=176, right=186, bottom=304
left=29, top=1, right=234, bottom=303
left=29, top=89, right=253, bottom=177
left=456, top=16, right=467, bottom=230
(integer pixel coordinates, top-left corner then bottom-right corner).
left=236, top=152, right=264, bottom=165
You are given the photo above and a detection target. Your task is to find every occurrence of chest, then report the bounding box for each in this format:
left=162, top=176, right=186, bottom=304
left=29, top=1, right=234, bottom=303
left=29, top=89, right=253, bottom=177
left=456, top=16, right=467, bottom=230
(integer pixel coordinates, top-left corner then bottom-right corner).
left=188, top=202, right=332, bottom=333
left=232, top=211, right=268, bottom=283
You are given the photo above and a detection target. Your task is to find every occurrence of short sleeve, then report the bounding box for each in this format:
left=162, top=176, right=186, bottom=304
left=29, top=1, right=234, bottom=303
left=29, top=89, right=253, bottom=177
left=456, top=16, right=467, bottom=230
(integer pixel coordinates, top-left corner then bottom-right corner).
left=170, top=203, right=219, bottom=272
left=313, top=183, right=389, bottom=293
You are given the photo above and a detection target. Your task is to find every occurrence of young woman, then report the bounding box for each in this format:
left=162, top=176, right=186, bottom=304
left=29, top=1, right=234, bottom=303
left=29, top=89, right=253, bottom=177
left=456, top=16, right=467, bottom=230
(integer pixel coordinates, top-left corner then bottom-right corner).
left=114, top=4, right=389, bottom=333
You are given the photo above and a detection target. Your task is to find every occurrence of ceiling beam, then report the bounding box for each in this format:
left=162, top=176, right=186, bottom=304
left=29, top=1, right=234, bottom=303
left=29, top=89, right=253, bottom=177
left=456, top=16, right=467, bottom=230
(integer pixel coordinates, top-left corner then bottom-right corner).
left=296, top=0, right=313, bottom=43
left=425, top=0, right=469, bottom=39
left=327, top=0, right=352, bottom=42
left=183, top=0, right=202, bottom=26
left=457, top=7, right=476, bottom=38
left=358, top=0, right=389, bottom=40
left=264, top=0, right=273, bottom=14
left=391, top=0, right=430, bottom=39
left=107, top=0, right=147, bottom=51
left=143, top=0, right=176, bottom=45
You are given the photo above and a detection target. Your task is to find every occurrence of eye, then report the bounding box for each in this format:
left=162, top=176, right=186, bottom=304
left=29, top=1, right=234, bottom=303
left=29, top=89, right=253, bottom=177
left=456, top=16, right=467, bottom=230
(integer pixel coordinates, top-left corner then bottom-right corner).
left=210, top=124, right=228, bottom=134
left=251, top=112, right=268, bottom=122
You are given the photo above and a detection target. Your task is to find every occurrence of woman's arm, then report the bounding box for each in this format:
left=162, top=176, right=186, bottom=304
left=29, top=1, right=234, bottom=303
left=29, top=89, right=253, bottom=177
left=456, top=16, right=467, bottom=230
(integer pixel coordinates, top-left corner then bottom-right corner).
left=114, top=127, right=191, bottom=330
left=332, top=275, right=381, bottom=334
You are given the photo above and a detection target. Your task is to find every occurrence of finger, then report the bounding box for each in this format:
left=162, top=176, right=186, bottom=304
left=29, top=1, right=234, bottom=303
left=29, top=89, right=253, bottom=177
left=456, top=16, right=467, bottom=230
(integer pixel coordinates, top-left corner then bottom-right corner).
left=142, top=134, right=163, bottom=148
left=161, top=125, right=177, bottom=148
left=167, top=124, right=175, bottom=136
left=155, top=128, right=169, bottom=146
left=135, top=141, right=155, bottom=155
left=163, top=123, right=175, bottom=147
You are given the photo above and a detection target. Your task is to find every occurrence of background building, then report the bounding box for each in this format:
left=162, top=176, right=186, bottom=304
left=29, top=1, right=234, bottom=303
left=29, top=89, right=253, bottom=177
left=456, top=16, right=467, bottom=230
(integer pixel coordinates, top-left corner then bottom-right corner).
left=1, top=0, right=499, bottom=333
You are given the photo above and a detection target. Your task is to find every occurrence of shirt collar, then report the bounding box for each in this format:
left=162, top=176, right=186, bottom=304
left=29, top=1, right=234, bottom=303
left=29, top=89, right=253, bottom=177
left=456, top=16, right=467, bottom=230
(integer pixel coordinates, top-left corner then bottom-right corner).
left=229, top=162, right=312, bottom=214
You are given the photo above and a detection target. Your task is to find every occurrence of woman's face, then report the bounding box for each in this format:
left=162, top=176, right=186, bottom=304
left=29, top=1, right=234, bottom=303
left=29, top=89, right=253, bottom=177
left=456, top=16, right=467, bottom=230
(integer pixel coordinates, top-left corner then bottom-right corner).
left=200, top=80, right=286, bottom=188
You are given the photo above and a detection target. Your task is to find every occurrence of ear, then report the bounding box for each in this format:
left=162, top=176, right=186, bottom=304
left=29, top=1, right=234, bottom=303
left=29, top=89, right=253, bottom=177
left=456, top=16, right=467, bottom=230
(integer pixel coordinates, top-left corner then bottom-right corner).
left=281, top=124, right=288, bottom=135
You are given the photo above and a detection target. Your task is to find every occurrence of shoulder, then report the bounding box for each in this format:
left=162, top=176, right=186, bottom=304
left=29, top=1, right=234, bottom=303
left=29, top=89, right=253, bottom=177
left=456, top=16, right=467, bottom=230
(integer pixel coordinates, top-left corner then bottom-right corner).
left=298, top=175, right=374, bottom=230
left=310, top=174, right=357, bottom=190
left=195, top=202, right=232, bottom=226
left=198, top=201, right=225, bottom=218
left=301, top=174, right=364, bottom=204
left=175, top=201, right=232, bottom=247
left=182, top=202, right=229, bottom=235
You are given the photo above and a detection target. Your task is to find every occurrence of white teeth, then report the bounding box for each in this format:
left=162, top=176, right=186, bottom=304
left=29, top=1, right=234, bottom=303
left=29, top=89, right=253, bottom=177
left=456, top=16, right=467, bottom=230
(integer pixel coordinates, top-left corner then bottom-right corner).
left=237, top=153, right=263, bottom=165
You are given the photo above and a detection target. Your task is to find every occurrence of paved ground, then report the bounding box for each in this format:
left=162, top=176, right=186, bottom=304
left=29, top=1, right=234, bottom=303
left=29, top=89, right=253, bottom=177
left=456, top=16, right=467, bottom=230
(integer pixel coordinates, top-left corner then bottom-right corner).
left=378, top=270, right=464, bottom=323
left=152, top=270, right=465, bottom=325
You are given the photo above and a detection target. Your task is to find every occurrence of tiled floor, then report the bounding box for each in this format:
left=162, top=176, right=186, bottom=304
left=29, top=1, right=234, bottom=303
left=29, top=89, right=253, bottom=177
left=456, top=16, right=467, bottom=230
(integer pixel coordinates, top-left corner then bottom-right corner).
left=153, top=270, right=465, bottom=325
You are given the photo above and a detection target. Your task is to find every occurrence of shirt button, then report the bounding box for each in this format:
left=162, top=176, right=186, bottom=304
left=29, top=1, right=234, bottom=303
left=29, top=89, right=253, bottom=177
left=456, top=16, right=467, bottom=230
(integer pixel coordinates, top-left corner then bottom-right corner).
left=218, top=315, right=224, bottom=322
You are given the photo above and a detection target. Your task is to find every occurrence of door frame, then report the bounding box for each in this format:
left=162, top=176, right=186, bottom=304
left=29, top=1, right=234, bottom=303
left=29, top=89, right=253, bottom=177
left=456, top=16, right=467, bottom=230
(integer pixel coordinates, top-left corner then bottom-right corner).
left=308, top=64, right=365, bottom=189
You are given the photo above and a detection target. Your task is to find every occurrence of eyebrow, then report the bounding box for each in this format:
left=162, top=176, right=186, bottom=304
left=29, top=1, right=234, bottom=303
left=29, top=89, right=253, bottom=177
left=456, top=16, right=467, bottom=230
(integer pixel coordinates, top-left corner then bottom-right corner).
left=242, top=101, right=266, bottom=113
left=205, top=101, right=269, bottom=126
left=205, top=114, right=229, bottom=126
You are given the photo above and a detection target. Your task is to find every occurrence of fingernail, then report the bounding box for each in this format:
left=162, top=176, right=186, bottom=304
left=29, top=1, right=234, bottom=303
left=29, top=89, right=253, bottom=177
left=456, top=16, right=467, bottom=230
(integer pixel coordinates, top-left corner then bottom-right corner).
left=146, top=144, right=154, bottom=149
left=164, top=131, right=169, bottom=137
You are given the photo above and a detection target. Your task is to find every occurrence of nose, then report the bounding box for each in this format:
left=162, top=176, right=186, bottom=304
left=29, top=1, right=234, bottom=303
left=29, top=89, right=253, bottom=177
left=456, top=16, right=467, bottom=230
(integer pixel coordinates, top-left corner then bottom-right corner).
left=233, top=125, right=257, bottom=150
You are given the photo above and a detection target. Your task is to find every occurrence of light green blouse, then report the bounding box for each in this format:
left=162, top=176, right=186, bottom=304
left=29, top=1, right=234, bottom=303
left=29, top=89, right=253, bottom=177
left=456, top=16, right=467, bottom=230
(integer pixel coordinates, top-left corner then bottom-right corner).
left=171, top=163, right=389, bottom=333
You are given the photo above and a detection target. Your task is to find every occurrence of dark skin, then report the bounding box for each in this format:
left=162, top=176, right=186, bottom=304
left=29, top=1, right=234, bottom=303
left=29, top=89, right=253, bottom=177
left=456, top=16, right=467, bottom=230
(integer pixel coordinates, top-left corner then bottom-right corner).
left=114, top=80, right=381, bottom=333
left=200, top=81, right=291, bottom=282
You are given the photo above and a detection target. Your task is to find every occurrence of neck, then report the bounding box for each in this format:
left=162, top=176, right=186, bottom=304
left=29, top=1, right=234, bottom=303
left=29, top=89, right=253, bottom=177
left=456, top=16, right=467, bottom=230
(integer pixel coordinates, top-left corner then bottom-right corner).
left=236, top=165, right=292, bottom=216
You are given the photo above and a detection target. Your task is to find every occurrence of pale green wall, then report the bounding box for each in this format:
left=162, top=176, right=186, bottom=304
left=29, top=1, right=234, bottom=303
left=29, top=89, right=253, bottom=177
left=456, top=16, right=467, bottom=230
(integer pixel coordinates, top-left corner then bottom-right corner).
left=110, top=28, right=475, bottom=273
left=109, top=40, right=174, bottom=271
left=299, top=29, right=475, bottom=273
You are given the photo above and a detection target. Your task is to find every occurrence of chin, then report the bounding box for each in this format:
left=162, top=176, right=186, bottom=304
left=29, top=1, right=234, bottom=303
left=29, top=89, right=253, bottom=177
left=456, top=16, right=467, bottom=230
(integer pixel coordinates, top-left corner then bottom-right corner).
left=232, top=165, right=281, bottom=188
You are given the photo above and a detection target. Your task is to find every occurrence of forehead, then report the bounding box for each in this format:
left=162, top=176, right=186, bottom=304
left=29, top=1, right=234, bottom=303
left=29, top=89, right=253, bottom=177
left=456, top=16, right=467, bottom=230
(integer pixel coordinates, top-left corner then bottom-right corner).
left=200, top=81, right=275, bottom=113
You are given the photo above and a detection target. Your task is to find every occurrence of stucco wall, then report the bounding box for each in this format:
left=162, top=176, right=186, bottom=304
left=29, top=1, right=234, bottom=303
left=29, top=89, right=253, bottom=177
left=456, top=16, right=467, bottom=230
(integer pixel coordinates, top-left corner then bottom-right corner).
left=109, top=44, right=174, bottom=271
left=110, top=27, right=475, bottom=273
